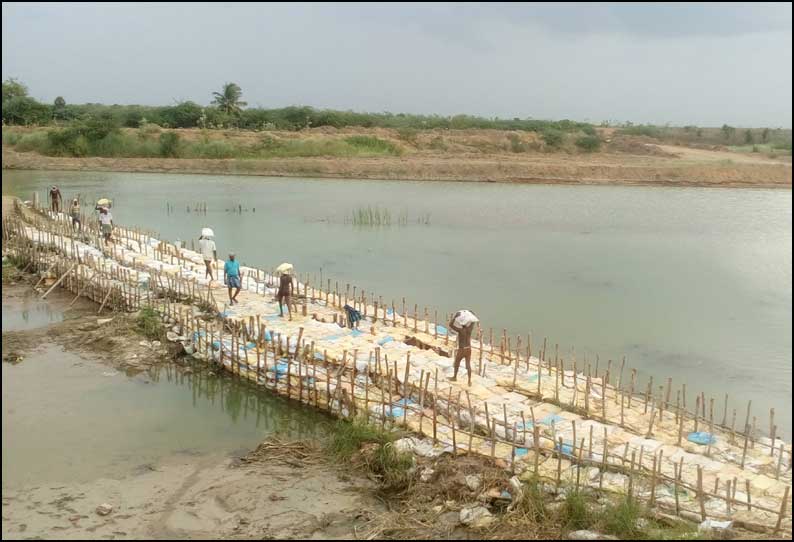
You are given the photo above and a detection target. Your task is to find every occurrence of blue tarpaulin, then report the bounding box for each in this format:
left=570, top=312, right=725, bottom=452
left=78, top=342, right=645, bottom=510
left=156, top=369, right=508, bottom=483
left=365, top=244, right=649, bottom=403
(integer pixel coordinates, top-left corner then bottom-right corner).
left=687, top=432, right=717, bottom=445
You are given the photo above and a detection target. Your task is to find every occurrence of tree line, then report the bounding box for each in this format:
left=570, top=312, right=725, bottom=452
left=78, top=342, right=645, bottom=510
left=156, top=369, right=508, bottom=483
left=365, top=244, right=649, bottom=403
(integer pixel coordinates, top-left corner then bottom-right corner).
left=1, top=79, right=591, bottom=134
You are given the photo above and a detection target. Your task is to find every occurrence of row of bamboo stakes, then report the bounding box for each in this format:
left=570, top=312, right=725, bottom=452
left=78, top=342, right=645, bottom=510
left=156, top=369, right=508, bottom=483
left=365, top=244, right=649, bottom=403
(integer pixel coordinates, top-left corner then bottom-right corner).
left=3, top=199, right=791, bottom=534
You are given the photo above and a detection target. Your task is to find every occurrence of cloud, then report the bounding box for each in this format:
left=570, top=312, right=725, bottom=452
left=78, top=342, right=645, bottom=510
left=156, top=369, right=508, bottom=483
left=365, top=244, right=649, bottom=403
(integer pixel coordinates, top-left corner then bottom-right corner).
left=2, top=2, right=791, bottom=127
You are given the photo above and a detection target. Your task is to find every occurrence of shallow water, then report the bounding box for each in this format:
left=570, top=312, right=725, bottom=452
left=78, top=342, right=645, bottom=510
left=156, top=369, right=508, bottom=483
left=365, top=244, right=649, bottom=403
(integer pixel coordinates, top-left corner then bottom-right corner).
left=3, top=171, right=791, bottom=438
left=1, top=296, right=327, bottom=487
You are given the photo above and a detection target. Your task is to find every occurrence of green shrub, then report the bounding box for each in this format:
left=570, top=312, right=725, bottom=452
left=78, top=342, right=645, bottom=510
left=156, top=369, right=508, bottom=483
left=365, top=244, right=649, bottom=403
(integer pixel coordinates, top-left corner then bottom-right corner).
left=327, top=417, right=391, bottom=460
left=601, top=498, right=644, bottom=538
left=561, top=491, right=593, bottom=530
left=136, top=308, right=164, bottom=340
left=507, top=133, right=528, bottom=153
left=14, top=131, right=50, bottom=153
left=396, top=127, right=419, bottom=145
left=575, top=135, right=601, bottom=152
left=159, top=131, right=181, bottom=157
left=542, top=128, right=565, bottom=148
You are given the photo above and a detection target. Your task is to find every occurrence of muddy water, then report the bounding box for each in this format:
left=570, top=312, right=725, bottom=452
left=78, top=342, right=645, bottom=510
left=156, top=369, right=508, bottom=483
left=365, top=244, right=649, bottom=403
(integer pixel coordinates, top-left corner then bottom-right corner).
left=1, top=294, right=327, bottom=487
left=2, top=171, right=791, bottom=438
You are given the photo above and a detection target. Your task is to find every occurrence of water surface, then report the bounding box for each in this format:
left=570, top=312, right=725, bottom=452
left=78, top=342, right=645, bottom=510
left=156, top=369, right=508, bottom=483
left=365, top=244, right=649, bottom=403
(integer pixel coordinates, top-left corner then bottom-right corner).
left=4, top=170, right=791, bottom=437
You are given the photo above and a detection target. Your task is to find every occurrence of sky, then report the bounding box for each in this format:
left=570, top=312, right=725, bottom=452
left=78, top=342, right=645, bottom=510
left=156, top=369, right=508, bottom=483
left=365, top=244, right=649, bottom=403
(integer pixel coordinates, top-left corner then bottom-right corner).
left=2, top=2, right=792, bottom=127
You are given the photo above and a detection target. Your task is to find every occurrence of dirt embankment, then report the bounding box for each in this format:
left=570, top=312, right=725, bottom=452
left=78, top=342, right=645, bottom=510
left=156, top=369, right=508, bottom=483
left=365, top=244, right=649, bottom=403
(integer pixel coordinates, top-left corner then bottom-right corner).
left=2, top=126, right=791, bottom=188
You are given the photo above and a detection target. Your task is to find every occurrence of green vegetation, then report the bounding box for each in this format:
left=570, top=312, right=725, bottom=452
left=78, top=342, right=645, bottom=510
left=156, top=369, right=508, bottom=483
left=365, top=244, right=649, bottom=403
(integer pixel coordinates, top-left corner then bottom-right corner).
left=352, top=206, right=392, bottom=226
left=2, top=78, right=591, bottom=133
left=136, top=307, right=164, bottom=340
left=601, top=497, right=644, bottom=538
left=325, top=417, right=413, bottom=491
left=541, top=128, right=565, bottom=149
left=575, top=135, right=601, bottom=152
left=211, top=82, right=247, bottom=115
left=561, top=490, right=592, bottom=530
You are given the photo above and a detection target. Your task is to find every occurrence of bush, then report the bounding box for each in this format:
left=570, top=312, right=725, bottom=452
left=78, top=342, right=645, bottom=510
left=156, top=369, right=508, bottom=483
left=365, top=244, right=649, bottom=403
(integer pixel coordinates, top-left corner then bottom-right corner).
left=327, top=417, right=390, bottom=460
left=575, top=135, right=601, bottom=152
left=396, top=127, right=419, bottom=145
left=507, top=133, right=528, bottom=153
left=136, top=308, right=164, bottom=340
left=159, top=131, right=181, bottom=157
left=601, top=498, right=644, bottom=538
left=542, top=128, right=565, bottom=149
left=561, top=491, right=592, bottom=530
left=2, top=96, right=52, bottom=125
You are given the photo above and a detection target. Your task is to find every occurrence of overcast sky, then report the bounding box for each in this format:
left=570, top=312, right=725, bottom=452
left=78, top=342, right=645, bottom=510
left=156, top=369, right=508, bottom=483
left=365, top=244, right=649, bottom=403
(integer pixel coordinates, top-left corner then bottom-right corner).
left=2, top=2, right=792, bottom=127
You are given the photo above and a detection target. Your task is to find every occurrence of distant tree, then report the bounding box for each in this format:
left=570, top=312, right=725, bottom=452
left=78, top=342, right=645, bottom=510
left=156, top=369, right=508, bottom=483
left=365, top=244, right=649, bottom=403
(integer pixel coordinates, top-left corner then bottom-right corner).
left=761, top=128, right=770, bottom=143
left=2, top=78, right=28, bottom=101
left=744, top=129, right=753, bottom=144
left=211, top=83, right=247, bottom=115
left=721, top=124, right=735, bottom=141
left=52, top=96, right=67, bottom=120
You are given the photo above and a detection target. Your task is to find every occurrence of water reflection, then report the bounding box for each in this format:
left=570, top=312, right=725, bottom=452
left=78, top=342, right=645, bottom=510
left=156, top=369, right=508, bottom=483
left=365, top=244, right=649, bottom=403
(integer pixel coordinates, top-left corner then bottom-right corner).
left=145, top=361, right=328, bottom=441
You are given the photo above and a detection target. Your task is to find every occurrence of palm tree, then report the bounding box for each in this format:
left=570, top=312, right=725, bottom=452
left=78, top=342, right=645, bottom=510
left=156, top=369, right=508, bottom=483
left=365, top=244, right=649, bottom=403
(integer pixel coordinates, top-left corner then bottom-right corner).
left=212, top=83, right=247, bottom=115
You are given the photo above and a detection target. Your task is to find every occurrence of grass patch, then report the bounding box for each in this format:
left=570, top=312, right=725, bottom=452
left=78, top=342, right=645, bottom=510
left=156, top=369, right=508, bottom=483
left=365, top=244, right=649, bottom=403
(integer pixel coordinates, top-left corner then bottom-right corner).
left=344, top=135, right=403, bottom=156
left=600, top=497, right=644, bottom=538
left=510, top=476, right=549, bottom=524
left=560, top=490, right=593, bottom=531
left=325, top=417, right=413, bottom=491
left=136, top=307, right=164, bottom=340
left=326, top=417, right=391, bottom=460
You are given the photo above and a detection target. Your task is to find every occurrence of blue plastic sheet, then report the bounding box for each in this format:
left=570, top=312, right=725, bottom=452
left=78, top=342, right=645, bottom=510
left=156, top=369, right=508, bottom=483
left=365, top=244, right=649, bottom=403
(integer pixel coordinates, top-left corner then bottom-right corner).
left=515, top=447, right=529, bottom=457
left=687, top=432, right=716, bottom=445
left=436, top=325, right=448, bottom=335
left=555, top=441, right=574, bottom=456
left=350, top=329, right=363, bottom=337
left=540, top=413, right=565, bottom=426
left=378, top=336, right=394, bottom=346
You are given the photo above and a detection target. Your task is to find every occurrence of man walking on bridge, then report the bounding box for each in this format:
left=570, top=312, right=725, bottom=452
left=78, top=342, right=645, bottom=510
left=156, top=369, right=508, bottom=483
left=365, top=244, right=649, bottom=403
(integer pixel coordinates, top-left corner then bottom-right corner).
left=49, top=186, right=62, bottom=213
left=449, top=310, right=479, bottom=386
left=224, top=253, right=241, bottom=305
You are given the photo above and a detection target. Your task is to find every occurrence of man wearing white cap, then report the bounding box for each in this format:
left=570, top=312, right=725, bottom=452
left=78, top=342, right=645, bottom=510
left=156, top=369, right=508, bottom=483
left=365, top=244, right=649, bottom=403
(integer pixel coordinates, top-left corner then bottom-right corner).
left=198, top=230, right=217, bottom=281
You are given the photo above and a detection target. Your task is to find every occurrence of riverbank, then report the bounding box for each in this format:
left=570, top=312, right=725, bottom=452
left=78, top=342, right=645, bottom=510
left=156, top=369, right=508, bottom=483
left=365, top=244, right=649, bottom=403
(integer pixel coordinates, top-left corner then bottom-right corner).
left=2, top=126, right=791, bottom=188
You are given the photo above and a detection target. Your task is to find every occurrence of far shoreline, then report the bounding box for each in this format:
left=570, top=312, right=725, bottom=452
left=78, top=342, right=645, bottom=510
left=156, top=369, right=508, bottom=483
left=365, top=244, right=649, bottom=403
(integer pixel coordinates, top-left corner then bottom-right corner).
left=2, top=146, right=791, bottom=190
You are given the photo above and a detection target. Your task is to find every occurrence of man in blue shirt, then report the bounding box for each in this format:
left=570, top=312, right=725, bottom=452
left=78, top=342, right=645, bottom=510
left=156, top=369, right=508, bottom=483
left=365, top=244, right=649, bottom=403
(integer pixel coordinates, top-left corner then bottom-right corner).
left=223, top=252, right=241, bottom=305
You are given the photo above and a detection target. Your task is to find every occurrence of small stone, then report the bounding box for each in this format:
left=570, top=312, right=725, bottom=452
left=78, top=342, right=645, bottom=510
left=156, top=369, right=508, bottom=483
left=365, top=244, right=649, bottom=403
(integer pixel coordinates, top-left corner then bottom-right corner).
left=465, top=474, right=481, bottom=492
left=459, top=505, right=493, bottom=528
left=95, top=503, right=113, bottom=516
left=420, top=467, right=435, bottom=483
left=97, top=318, right=113, bottom=325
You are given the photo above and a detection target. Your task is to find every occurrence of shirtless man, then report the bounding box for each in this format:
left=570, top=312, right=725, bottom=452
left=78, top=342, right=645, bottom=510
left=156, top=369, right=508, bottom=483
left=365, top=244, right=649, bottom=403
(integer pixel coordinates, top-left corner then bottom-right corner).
left=49, top=186, right=62, bottom=213
left=277, top=272, right=294, bottom=320
left=449, top=313, right=475, bottom=386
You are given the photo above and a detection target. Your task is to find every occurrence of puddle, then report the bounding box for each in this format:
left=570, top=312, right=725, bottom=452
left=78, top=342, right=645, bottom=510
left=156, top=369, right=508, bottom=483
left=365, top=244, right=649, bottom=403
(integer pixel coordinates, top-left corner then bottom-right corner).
left=1, top=289, right=65, bottom=332
left=2, top=344, right=328, bottom=487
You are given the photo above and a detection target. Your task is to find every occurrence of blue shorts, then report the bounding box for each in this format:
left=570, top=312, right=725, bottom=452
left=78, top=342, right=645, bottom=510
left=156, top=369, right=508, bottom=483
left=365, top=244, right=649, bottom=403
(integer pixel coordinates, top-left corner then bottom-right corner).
left=227, top=275, right=241, bottom=289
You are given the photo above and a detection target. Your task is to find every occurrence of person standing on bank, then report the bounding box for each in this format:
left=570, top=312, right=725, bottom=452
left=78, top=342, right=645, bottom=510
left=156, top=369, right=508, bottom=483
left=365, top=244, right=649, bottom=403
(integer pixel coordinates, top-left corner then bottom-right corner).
left=224, top=253, right=242, bottom=304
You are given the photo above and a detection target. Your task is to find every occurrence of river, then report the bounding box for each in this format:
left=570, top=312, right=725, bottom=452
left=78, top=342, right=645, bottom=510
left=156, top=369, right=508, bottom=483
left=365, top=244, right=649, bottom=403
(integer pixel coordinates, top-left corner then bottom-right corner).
left=3, top=170, right=791, bottom=438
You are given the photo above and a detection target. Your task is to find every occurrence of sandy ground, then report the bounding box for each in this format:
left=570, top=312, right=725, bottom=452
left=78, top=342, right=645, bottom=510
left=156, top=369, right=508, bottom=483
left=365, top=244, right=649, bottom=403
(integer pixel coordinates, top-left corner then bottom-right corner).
left=2, top=451, right=379, bottom=540
left=3, top=136, right=791, bottom=188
